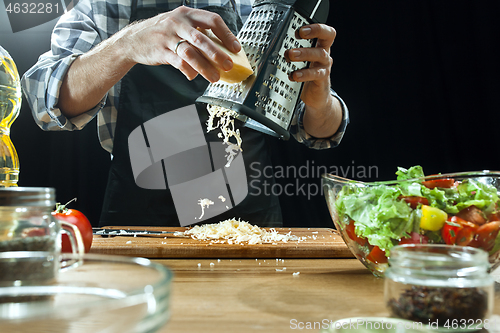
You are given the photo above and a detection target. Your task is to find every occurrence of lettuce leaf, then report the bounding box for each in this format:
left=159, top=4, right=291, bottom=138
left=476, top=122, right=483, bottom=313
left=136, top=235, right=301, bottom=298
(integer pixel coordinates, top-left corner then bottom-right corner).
left=336, top=184, right=414, bottom=252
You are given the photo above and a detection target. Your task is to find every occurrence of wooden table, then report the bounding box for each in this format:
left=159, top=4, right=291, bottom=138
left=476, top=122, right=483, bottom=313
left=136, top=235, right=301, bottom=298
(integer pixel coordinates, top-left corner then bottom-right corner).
left=90, top=229, right=500, bottom=332
left=153, top=258, right=500, bottom=332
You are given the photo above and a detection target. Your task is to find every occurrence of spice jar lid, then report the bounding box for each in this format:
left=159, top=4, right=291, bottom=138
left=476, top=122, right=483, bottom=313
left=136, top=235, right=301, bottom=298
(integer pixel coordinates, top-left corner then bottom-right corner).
left=0, top=187, right=56, bottom=207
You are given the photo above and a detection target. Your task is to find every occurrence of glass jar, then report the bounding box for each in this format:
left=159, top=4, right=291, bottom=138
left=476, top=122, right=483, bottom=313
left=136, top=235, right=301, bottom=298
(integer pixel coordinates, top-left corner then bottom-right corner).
left=0, top=187, right=83, bottom=285
left=385, top=244, right=494, bottom=332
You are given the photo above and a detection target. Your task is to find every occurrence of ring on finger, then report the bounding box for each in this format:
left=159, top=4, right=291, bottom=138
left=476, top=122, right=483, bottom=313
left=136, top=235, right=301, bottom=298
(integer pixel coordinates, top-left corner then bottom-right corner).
left=174, top=39, right=188, bottom=55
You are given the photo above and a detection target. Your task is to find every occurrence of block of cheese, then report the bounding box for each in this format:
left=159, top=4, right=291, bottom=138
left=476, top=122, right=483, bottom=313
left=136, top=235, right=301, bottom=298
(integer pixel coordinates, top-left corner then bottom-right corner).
left=200, top=29, right=253, bottom=84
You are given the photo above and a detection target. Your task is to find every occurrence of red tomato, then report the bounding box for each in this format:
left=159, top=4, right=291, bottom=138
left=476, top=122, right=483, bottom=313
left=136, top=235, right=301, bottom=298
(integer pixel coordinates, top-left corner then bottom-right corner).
left=399, top=232, right=429, bottom=245
left=442, top=223, right=462, bottom=245
left=422, top=178, right=456, bottom=189
left=52, top=200, right=93, bottom=253
left=448, top=216, right=478, bottom=229
left=366, top=246, right=388, bottom=264
left=443, top=216, right=478, bottom=246
left=344, top=220, right=368, bottom=246
left=399, top=196, right=429, bottom=209
left=475, top=222, right=500, bottom=251
left=487, top=211, right=500, bottom=222
left=456, top=227, right=476, bottom=246
left=456, top=205, right=487, bottom=225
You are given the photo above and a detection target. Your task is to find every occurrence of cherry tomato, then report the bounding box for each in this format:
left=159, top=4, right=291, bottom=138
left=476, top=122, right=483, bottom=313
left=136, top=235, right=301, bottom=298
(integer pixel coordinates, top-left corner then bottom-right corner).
left=366, top=246, right=388, bottom=264
left=456, top=227, right=476, bottom=246
left=442, top=223, right=462, bottom=245
left=475, top=222, right=500, bottom=251
left=344, top=220, right=368, bottom=246
left=399, top=232, right=429, bottom=245
left=422, top=178, right=456, bottom=189
left=487, top=211, right=500, bottom=222
left=442, top=216, right=478, bottom=245
left=399, top=196, right=429, bottom=209
left=52, top=200, right=93, bottom=253
left=456, top=205, right=487, bottom=225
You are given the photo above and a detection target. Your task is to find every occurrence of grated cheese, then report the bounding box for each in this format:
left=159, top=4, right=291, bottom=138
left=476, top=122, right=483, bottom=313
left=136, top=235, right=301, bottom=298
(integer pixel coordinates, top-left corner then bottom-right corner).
left=197, top=198, right=214, bottom=219
left=177, top=218, right=300, bottom=245
left=206, top=104, right=242, bottom=167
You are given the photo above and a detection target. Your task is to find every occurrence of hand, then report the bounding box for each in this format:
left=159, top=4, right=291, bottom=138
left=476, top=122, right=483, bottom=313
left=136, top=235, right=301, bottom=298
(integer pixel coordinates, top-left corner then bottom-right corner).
left=285, top=24, right=342, bottom=138
left=118, top=6, right=241, bottom=83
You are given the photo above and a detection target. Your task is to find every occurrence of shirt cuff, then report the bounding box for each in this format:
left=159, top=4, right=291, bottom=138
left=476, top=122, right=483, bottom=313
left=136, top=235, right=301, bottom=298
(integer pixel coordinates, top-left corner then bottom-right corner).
left=289, top=89, right=350, bottom=150
left=45, top=54, right=106, bottom=130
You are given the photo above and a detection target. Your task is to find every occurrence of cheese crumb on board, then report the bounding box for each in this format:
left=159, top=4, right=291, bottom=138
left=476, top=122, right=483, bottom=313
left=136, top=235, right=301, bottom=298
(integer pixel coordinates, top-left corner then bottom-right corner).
left=176, top=218, right=300, bottom=245
left=293, top=272, right=300, bottom=276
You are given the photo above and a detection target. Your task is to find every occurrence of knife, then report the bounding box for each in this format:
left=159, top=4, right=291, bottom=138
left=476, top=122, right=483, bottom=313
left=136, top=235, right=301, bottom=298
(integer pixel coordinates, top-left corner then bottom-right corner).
left=92, top=228, right=188, bottom=238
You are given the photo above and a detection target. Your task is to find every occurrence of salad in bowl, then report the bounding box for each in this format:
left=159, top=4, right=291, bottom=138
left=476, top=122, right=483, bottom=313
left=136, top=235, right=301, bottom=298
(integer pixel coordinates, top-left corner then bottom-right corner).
left=322, top=166, right=500, bottom=277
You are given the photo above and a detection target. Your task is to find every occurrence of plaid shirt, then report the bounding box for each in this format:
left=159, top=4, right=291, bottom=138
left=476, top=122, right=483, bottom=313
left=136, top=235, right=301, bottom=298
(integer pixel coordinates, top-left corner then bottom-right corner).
left=21, top=0, right=349, bottom=154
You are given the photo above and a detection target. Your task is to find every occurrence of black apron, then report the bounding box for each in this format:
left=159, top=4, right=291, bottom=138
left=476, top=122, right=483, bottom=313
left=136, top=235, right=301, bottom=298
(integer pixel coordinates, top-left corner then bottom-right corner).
left=99, top=0, right=282, bottom=227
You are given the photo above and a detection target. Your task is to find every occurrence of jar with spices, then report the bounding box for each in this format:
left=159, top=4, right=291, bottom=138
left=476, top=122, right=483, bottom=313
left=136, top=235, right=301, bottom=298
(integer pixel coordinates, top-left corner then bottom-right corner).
left=0, top=187, right=84, bottom=286
left=385, top=244, right=494, bottom=332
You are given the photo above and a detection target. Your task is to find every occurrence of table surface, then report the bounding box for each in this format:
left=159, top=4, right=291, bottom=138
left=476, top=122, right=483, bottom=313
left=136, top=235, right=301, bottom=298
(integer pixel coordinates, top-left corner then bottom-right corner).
left=152, top=258, right=500, bottom=333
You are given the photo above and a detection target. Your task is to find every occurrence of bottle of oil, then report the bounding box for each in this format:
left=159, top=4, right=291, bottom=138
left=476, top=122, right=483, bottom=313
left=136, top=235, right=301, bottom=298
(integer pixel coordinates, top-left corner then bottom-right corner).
left=0, top=45, right=21, bottom=187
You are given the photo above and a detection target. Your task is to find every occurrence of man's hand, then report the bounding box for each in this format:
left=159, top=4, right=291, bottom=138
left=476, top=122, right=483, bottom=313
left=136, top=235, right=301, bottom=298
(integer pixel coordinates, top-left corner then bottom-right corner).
left=121, top=6, right=241, bottom=83
left=58, top=6, right=240, bottom=117
left=285, top=24, right=342, bottom=139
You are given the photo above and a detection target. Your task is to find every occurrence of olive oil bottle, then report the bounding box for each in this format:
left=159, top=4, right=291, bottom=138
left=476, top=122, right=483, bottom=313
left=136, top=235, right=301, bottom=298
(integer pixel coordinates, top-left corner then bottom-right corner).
left=0, top=46, right=21, bottom=187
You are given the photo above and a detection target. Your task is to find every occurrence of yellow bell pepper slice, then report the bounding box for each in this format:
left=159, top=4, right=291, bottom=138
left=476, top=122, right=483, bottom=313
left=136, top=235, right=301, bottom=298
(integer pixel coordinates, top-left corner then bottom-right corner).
left=420, top=205, right=448, bottom=231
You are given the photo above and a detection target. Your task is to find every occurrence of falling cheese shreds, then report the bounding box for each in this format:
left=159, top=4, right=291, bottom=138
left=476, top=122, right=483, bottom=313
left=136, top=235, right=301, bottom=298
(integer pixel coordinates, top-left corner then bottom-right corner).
left=206, top=104, right=242, bottom=167
left=178, top=218, right=300, bottom=245
left=197, top=198, right=214, bottom=219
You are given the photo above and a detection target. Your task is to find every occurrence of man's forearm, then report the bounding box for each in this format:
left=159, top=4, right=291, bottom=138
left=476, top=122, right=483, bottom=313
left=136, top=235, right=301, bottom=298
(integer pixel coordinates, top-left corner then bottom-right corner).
left=57, top=30, right=135, bottom=118
left=302, top=93, right=343, bottom=138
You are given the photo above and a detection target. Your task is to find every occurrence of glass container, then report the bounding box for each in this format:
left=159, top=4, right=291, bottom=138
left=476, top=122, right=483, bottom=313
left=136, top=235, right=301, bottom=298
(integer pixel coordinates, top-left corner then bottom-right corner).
left=0, top=45, right=21, bottom=187
left=0, top=187, right=83, bottom=285
left=0, top=252, right=173, bottom=333
left=384, top=244, right=494, bottom=332
left=322, top=171, right=500, bottom=277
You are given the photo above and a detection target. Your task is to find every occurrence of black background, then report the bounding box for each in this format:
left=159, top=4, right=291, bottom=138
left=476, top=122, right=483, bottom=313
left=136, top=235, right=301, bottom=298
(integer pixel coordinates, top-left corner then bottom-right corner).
left=2, top=1, right=500, bottom=228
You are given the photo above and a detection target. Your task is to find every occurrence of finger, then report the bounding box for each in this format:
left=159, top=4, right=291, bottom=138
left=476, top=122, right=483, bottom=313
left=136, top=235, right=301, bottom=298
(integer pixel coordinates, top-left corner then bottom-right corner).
left=182, top=28, right=235, bottom=72
left=289, top=65, right=330, bottom=83
left=285, top=47, right=332, bottom=67
left=184, top=8, right=241, bottom=53
left=172, top=41, right=221, bottom=83
left=297, top=24, right=336, bottom=50
left=166, top=52, right=199, bottom=81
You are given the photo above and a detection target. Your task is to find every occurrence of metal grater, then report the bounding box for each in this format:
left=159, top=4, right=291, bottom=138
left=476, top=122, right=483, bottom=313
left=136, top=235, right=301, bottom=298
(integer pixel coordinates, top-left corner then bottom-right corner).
left=196, top=0, right=330, bottom=140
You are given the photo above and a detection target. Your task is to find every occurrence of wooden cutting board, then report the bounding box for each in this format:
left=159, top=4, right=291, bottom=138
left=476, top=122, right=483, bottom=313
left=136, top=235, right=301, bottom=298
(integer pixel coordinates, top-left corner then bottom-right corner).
left=89, top=226, right=354, bottom=259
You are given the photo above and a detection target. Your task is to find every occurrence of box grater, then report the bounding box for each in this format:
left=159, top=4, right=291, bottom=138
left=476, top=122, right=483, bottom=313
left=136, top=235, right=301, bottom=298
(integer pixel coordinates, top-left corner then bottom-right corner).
left=196, top=0, right=330, bottom=140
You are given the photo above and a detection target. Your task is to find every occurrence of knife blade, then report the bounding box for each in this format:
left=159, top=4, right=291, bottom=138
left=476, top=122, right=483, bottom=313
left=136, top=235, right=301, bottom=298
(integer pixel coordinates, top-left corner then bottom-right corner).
left=92, top=228, right=188, bottom=238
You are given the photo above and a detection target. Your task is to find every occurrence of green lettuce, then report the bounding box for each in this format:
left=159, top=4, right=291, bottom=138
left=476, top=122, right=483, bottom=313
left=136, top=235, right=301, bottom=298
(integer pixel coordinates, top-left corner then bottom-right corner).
left=335, top=166, right=500, bottom=256
left=336, top=183, right=414, bottom=253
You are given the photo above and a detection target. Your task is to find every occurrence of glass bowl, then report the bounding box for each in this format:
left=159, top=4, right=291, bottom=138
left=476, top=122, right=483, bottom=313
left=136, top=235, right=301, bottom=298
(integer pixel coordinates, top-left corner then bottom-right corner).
left=322, top=170, right=500, bottom=277
left=0, top=252, right=173, bottom=332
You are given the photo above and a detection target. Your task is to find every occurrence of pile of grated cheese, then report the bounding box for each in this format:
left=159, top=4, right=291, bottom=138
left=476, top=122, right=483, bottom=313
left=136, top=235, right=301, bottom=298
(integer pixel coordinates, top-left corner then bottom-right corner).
left=177, top=218, right=301, bottom=245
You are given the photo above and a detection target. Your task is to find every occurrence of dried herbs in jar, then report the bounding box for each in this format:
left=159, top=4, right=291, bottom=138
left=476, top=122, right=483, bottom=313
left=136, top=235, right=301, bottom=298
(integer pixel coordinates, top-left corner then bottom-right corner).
left=387, top=285, right=489, bottom=323
left=384, top=244, right=494, bottom=329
